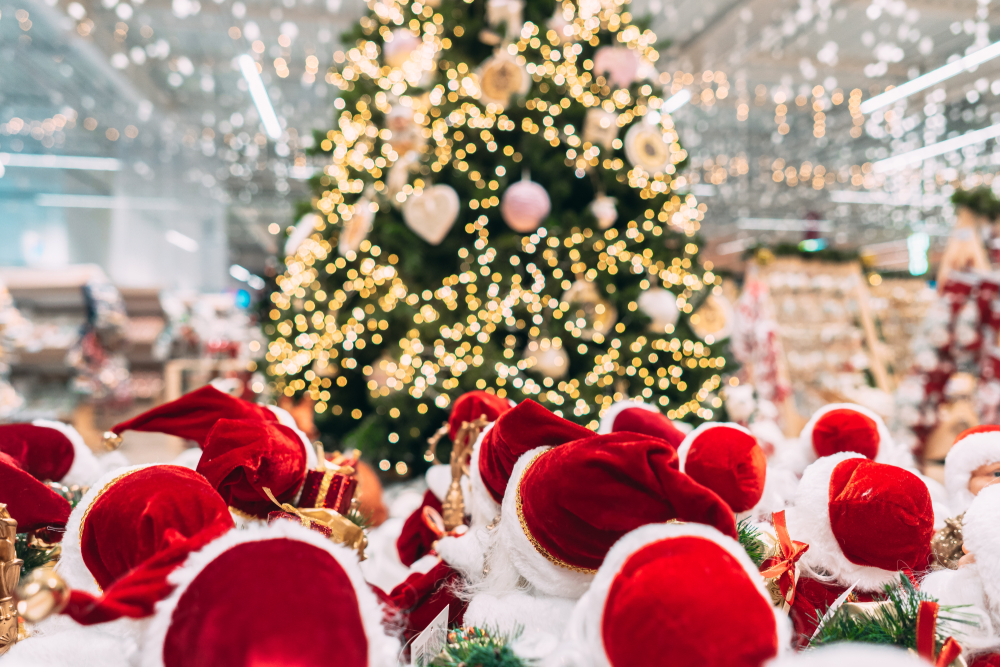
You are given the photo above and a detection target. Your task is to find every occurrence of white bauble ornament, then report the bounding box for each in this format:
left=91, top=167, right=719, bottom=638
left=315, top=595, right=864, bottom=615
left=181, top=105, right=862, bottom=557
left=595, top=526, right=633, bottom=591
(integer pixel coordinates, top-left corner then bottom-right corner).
left=501, top=178, right=550, bottom=233
left=523, top=339, right=569, bottom=379
left=637, top=287, right=679, bottom=332
left=285, top=212, right=320, bottom=257
left=403, top=184, right=460, bottom=245
left=339, top=198, right=374, bottom=256
left=590, top=195, right=618, bottom=229
left=624, top=121, right=672, bottom=175
left=383, top=29, right=421, bottom=68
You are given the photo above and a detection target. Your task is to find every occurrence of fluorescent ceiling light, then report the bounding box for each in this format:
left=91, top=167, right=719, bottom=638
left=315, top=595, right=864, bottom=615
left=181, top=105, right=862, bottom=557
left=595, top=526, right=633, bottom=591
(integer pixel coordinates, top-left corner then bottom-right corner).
left=238, top=54, right=282, bottom=140
left=829, top=190, right=948, bottom=207
left=736, top=217, right=833, bottom=232
left=872, top=122, right=1000, bottom=172
left=662, top=89, right=692, bottom=114
left=165, top=230, right=199, bottom=252
left=1, top=153, right=121, bottom=171
left=230, top=264, right=265, bottom=290
left=860, top=40, right=1000, bottom=114
left=35, top=194, right=179, bottom=209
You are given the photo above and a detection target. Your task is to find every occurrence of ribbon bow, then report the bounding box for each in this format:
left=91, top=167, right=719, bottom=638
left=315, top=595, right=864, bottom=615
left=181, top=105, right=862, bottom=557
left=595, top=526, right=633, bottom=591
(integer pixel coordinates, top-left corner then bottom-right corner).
left=262, top=487, right=367, bottom=560
left=917, top=600, right=962, bottom=667
left=759, top=510, right=809, bottom=606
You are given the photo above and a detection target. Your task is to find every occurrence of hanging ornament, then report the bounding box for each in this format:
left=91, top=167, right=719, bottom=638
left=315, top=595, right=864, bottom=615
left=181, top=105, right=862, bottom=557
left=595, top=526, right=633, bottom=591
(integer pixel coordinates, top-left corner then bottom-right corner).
left=339, top=198, right=374, bottom=256
left=690, top=293, right=735, bottom=342
left=384, top=104, right=425, bottom=157
left=562, top=280, right=617, bottom=341
left=582, top=108, right=620, bottom=151
left=285, top=212, right=320, bottom=257
left=624, top=120, right=673, bottom=175
left=638, top=286, right=679, bottom=332
left=501, top=176, right=550, bottom=233
left=402, top=184, right=460, bottom=245
left=477, top=52, right=530, bottom=107
left=546, top=9, right=578, bottom=45
left=593, top=46, right=640, bottom=89
left=382, top=29, right=421, bottom=68
left=386, top=150, right=420, bottom=201
left=485, top=0, right=524, bottom=41
left=590, top=195, right=618, bottom=230
left=523, top=339, right=569, bottom=379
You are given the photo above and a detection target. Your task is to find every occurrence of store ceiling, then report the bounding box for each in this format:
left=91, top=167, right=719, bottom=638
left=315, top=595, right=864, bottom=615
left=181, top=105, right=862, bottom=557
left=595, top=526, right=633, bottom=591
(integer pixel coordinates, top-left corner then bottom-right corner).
left=0, top=0, right=996, bottom=274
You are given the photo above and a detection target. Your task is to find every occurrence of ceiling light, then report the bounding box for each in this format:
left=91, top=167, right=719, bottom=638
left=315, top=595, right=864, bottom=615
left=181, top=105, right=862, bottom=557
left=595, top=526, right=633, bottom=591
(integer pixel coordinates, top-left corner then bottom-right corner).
left=165, top=230, right=199, bottom=252
left=238, top=54, right=282, bottom=140
left=872, top=122, right=1000, bottom=172
left=35, top=194, right=178, bottom=209
left=662, top=89, right=692, bottom=114
left=2, top=153, right=122, bottom=171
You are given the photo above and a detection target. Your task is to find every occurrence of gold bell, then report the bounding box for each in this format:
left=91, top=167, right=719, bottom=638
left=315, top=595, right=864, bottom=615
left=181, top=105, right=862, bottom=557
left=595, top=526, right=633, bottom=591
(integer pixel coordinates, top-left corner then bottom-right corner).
left=15, top=567, right=70, bottom=624
left=101, top=431, right=123, bottom=452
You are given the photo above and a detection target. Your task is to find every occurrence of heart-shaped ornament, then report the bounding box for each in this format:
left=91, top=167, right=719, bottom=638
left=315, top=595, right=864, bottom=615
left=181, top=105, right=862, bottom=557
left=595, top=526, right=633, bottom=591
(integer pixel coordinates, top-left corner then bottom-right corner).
left=403, top=184, right=460, bottom=245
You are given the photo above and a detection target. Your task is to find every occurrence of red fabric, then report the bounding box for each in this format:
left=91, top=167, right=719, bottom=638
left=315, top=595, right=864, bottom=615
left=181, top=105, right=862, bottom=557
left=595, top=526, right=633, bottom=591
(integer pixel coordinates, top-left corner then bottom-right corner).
left=811, top=408, right=880, bottom=459
left=82, top=465, right=234, bottom=590
left=612, top=408, right=686, bottom=449
left=478, top=399, right=592, bottom=504
left=0, top=423, right=74, bottom=482
left=789, top=577, right=878, bottom=646
left=955, top=424, right=1000, bottom=444
left=397, top=490, right=444, bottom=567
left=684, top=426, right=766, bottom=513
left=389, top=560, right=466, bottom=643
left=828, top=458, right=933, bottom=572
left=162, top=538, right=368, bottom=667
left=602, top=536, right=778, bottom=667
left=0, top=452, right=71, bottom=534
left=197, top=419, right=307, bottom=519
left=299, top=469, right=356, bottom=514
left=111, top=385, right=278, bottom=446
left=519, top=434, right=736, bottom=571
left=970, top=654, right=1000, bottom=667
left=448, top=391, right=512, bottom=440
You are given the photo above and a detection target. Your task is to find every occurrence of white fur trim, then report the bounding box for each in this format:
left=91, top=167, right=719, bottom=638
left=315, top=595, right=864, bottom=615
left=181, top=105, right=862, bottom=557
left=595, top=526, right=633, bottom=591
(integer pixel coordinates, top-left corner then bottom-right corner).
left=676, top=421, right=754, bottom=472
left=597, top=399, right=658, bottom=435
left=750, top=466, right=799, bottom=523
left=464, top=590, right=577, bottom=661
left=424, top=464, right=451, bottom=502
left=468, top=422, right=501, bottom=529
left=33, top=419, right=102, bottom=487
left=765, top=643, right=927, bottom=667
left=566, top=522, right=791, bottom=667
left=920, top=565, right=1000, bottom=653
left=795, top=403, right=914, bottom=473
left=944, top=430, right=1000, bottom=514
left=436, top=527, right=488, bottom=583
left=915, top=472, right=950, bottom=531
left=3, top=616, right=140, bottom=667
left=266, top=405, right=319, bottom=469
left=57, top=463, right=157, bottom=594
left=497, top=446, right=595, bottom=598
left=961, top=483, right=1000, bottom=632
left=140, top=521, right=399, bottom=667
left=785, top=453, right=904, bottom=592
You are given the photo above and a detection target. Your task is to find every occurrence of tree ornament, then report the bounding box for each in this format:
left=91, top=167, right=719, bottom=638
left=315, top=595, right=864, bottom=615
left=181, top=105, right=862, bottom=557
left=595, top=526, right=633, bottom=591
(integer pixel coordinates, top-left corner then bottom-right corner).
left=523, top=339, right=569, bottom=379
left=590, top=194, right=618, bottom=229
left=403, top=184, right=460, bottom=245
left=690, top=293, right=735, bottom=342
left=0, top=506, right=21, bottom=654
left=285, top=213, right=320, bottom=257
left=339, top=198, right=374, bottom=256
left=477, top=52, right=530, bottom=106
left=385, top=104, right=425, bottom=157
left=485, top=0, right=524, bottom=41
left=638, top=286, right=679, bottom=332
left=382, top=29, right=421, bottom=68
left=593, top=46, right=640, bottom=89
left=562, top=279, right=616, bottom=340
left=546, top=9, right=577, bottom=45
left=583, top=108, right=620, bottom=150
left=624, top=120, right=673, bottom=175
left=501, top=176, right=550, bottom=233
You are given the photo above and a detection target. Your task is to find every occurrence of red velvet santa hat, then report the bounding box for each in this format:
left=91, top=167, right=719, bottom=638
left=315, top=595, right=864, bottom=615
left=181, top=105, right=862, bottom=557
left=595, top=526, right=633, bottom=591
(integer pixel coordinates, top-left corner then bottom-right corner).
left=140, top=521, right=399, bottom=667
left=196, top=418, right=314, bottom=520
left=467, top=399, right=591, bottom=526
left=678, top=422, right=766, bottom=513
left=0, top=451, right=72, bottom=534
left=447, top=390, right=513, bottom=440
left=0, top=420, right=103, bottom=486
left=785, top=452, right=934, bottom=592
left=944, top=425, right=1000, bottom=513
left=568, top=522, right=789, bottom=667
left=598, top=399, right=686, bottom=448
left=797, top=403, right=912, bottom=469
left=59, top=464, right=235, bottom=597
left=498, top=433, right=736, bottom=597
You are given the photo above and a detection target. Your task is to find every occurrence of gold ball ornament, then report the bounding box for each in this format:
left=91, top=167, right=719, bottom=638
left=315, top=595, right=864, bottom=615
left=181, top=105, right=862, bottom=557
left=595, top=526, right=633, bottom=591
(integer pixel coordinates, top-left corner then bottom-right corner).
left=582, top=108, right=620, bottom=151
left=15, top=567, right=69, bottom=624
left=402, top=184, right=460, bottom=245
left=384, top=105, right=425, bottom=157
left=690, top=293, right=735, bottom=342
left=637, top=287, right=679, bottom=332
left=382, top=29, right=421, bottom=68
left=562, top=279, right=616, bottom=340
left=523, top=339, right=569, bottom=379
left=477, top=52, right=530, bottom=107
left=624, top=121, right=673, bottom=175
left=501, top=177, right=550, bottom=233
left=339, top=198, right=375, bottom=256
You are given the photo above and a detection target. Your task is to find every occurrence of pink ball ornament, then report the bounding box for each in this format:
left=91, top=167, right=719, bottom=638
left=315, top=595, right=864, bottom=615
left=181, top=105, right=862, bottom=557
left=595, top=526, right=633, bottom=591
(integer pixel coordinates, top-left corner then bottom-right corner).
left=500, top=179, right=551, bottom=233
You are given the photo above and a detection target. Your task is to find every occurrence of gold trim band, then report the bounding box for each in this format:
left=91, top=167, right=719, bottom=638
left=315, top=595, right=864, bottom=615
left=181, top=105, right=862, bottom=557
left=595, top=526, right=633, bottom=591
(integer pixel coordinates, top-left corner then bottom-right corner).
left=315, top=470, right=335, bottom=508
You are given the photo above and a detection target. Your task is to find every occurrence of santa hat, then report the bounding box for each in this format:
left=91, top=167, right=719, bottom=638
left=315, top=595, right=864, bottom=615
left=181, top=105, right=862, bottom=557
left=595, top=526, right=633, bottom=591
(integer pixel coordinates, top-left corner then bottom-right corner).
left=196, top=418, right=316, bottom=520
left=598, top=399, right=686, bottom=448
left=796, top=403, right=913, bottom=470
left=447, top=390, right=513, bottom=440
left=0, top=420, right=105, bottom=486
left=0, top=451, right=72, bottom=534
left=567, top=522, right=790, bottom=667
left=140, top=521, right=399, bottom=667
left=944, top=425, right=1000, bottom=513
left=678, top=422, right=766, bottom=513
left=467, top=399, right=591, bottom=527
left=58, top=464, right=235, bottom=598
left=785, top=453, right=934, bottom=592
left=498, top=433, right=736, bottom=597
left=765, top=644, right=928, bottom=667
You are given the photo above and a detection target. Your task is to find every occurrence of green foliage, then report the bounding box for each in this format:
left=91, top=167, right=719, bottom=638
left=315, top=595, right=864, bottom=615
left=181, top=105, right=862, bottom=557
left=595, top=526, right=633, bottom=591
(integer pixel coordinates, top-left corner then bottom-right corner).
left=952, top=187, right=1000, bottom=221
left=431, top=627, right=527, bottom=667
left=15, top=533, right=59, bottom=577
left=346, top=507, right=373, bottom=529
left=737, top=517, right=768, bottom=567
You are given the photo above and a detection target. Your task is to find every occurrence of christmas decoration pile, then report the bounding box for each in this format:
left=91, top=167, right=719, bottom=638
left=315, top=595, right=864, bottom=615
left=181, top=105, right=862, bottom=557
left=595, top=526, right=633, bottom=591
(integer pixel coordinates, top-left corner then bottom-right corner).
left=3, top=384, right=1000, bottom=666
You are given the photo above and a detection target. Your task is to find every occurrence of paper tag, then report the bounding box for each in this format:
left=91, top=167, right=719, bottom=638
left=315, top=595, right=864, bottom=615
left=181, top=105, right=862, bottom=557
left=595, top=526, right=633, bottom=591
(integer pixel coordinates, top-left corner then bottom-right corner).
left=411, top=604, right=449, bottom=667
left=809, top=581, right=858, bottom=642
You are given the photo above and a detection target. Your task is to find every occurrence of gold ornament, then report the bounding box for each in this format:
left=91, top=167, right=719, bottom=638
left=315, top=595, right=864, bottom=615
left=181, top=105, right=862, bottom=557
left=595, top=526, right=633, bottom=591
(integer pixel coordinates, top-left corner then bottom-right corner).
left=0, top=506, right=22, bottom=655
left=101, top=431, right=123, bottom=452
left=14, top=565, right=69, bottom=625
left=562, top=280, right=616, bottom=341
left=403, top=184, right=460, bottom=245
left=582, top=108, right=619, bottom=151
left=262, top=488, right=367, bottom=560
left=624, top=121, right=672, bottom=175
left=930, top=514, right=965, bottom=570
left=442, top=415, right=486, bottom=531
left=477, top=53, right=530, bottom=106
left=385, top=104, right=425, bottom=157
left=523, top=339, right=569, bottom=379
left=339, top=197, right=375, bottom=256
left=690, top=293, right=734, bottom=341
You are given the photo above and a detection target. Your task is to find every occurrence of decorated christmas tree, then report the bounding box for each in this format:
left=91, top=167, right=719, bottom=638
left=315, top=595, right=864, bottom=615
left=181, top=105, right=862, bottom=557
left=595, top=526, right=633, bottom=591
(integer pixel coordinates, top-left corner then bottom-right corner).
left=264, top=0, right=733, bottom=468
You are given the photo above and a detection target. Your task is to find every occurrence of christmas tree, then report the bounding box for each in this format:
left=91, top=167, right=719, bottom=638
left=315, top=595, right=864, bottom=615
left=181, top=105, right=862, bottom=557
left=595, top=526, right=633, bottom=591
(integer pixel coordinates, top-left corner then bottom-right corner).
left=264, top=0, right=732, bottom=469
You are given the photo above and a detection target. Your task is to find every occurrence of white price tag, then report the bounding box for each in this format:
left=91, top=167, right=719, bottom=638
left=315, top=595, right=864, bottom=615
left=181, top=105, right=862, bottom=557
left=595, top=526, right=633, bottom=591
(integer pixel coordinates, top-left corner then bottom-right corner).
left=410, top=604, right=450, bottom=667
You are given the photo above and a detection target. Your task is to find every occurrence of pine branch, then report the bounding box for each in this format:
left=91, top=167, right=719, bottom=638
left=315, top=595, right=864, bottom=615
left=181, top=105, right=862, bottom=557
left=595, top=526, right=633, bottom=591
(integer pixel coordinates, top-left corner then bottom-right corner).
left=346, top=507, right=372, bottom=530
left=431, top=627, right=527, bottom=667
left=737, top=517, right=768, bottom=568
left=15, top=533, right=60, bottom=577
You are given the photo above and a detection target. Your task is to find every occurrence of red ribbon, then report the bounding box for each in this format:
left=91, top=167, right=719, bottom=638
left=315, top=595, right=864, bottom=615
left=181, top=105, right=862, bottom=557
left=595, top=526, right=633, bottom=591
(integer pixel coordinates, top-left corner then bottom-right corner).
left=917, top=600, right=963, bottom=667
left=759, top=510, right=809, bottom=606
